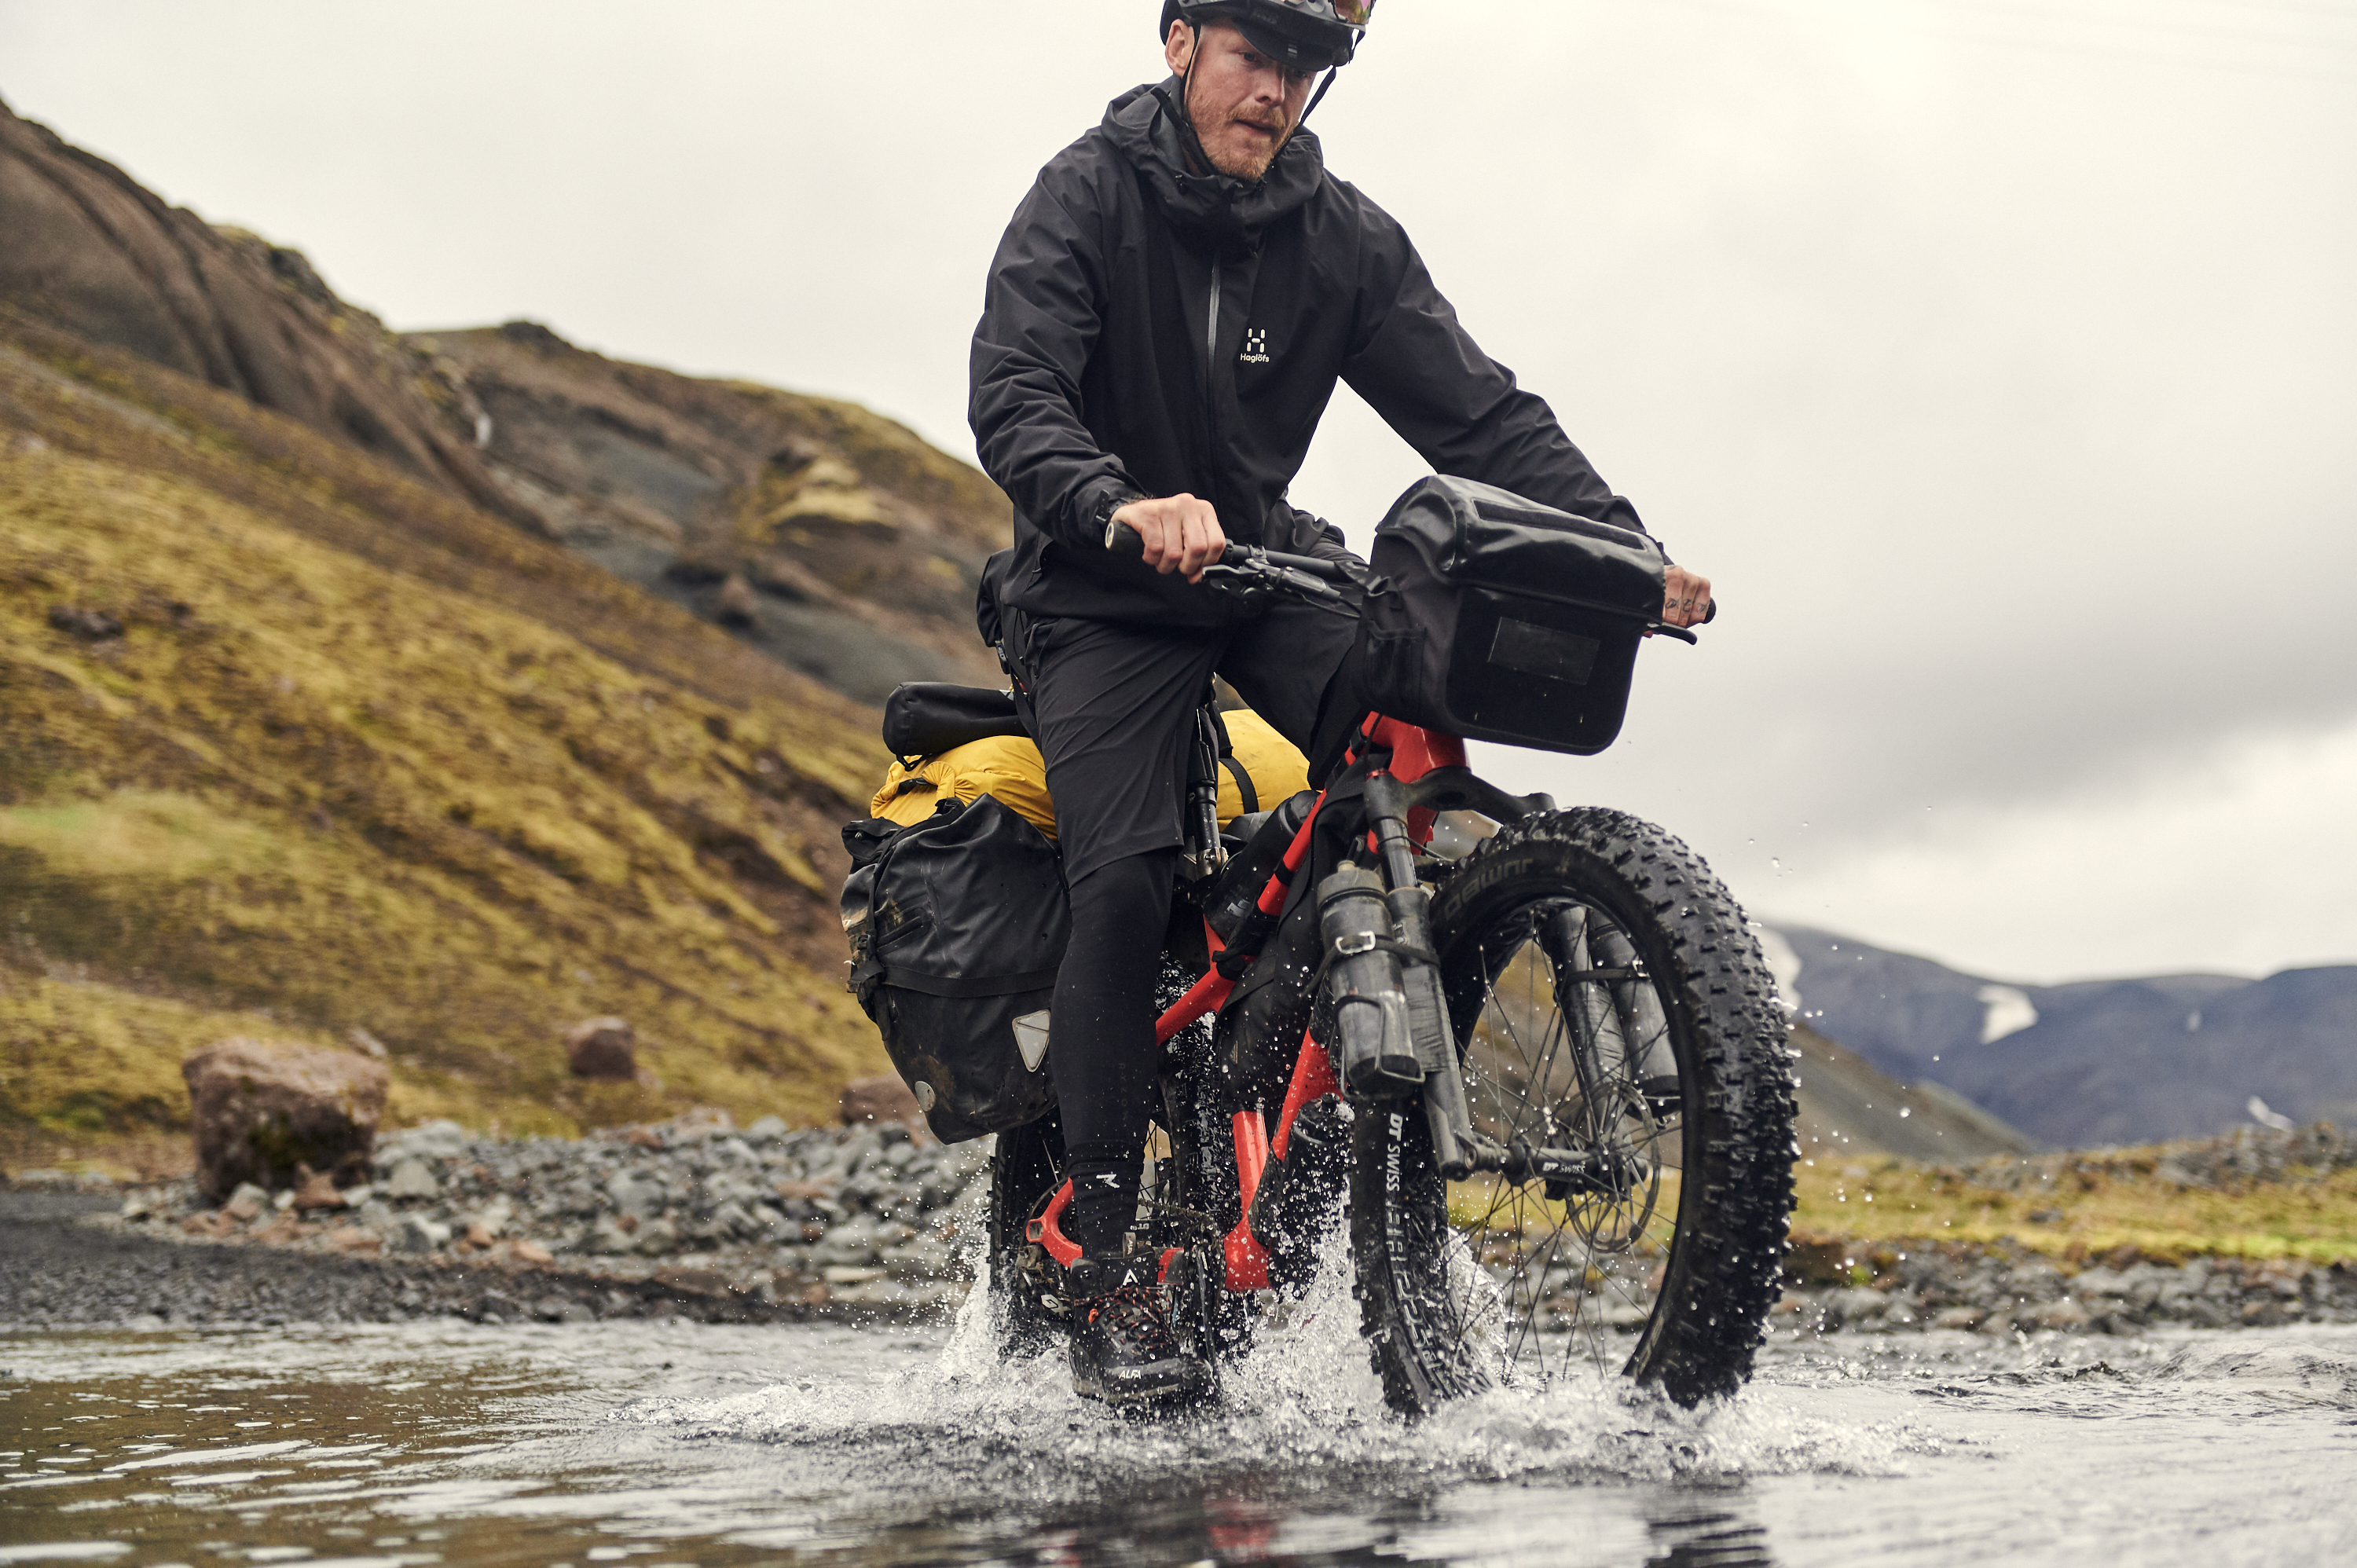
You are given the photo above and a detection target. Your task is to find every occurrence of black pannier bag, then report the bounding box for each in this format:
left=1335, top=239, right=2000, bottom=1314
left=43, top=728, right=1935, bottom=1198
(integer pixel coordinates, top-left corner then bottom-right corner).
left=841, top=795, right=1065, bottom=1142
left=1353, top=475, right=1667, bottom=754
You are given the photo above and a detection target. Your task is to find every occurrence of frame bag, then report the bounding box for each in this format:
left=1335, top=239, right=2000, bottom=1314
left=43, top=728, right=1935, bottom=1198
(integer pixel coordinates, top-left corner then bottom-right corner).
left=841, top=795, right=1065, bottom=1142
left=1353, top=475, right=1666, bottom=755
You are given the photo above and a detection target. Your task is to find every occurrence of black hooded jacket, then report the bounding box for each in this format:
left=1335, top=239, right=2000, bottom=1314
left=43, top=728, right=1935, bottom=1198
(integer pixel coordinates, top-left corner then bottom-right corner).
left=970, top=79, right=1651, bottom=628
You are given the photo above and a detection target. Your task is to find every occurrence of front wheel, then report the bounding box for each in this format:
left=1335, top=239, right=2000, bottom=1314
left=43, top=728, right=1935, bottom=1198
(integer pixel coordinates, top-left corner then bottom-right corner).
left=1351, top=808, right=1796, bottom=1412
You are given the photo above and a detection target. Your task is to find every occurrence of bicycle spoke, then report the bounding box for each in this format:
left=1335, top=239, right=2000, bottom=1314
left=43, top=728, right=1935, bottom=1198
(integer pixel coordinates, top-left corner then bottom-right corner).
left=1428, top=896, right=1687, bottom=1391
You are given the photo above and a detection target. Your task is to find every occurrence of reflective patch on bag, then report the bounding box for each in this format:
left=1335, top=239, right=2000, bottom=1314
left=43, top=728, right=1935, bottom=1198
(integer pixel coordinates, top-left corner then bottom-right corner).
left=1487, top=617, right=1600, bottom=687
left=1013, top=1010, right=1051, bottom=1073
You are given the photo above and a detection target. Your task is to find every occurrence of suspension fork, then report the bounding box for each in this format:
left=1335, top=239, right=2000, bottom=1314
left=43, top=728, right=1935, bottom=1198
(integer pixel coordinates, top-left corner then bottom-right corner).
left=1362, top=772, right=1497, bottom=1182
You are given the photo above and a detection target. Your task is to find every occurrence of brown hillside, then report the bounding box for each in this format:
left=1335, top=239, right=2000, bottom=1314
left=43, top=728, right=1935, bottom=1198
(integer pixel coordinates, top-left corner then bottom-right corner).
left=416, top=323, right=1009, bottom=702
left=0, top=306, right=899, bottom=1162
left=0, top=95, right=518, bottom=524
left=0, top=95, right=1014, bottom=711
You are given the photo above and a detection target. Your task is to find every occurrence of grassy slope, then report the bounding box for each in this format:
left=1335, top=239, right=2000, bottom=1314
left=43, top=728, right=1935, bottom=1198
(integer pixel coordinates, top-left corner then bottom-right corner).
left=1791, top=1149, right=2357, bottom=1266
left=0, top=314, right=898, bottom=1165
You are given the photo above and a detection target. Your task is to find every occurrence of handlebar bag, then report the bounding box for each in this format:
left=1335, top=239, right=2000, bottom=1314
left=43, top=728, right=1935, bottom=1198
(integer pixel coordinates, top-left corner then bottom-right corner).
left=1353, top=476, right=1666, bottom=755
left=840, top=794, right=1065, bottom=1142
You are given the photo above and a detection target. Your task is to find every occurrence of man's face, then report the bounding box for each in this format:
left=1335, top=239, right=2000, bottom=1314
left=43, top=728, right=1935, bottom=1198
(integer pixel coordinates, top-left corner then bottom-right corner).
left=1165, top=20, right=1315, bottom=181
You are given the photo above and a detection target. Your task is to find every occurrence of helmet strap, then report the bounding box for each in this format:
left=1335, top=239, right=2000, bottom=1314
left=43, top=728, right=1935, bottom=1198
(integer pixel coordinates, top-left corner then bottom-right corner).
left=1296, top=64, right=1340, bottom=130
left=1174, top=21, right=1215, bottom=176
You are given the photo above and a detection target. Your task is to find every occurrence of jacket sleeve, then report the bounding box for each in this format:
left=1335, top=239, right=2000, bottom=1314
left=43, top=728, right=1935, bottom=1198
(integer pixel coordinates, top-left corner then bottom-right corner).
left=1340, top=209, right=1655, bottom=548
left=969, top=175, right=1144, bottom=551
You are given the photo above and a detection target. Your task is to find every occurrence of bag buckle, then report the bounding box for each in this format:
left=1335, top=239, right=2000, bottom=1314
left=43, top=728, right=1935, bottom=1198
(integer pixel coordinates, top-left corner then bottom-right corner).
left=1334, top=931, right=1377, bottom=958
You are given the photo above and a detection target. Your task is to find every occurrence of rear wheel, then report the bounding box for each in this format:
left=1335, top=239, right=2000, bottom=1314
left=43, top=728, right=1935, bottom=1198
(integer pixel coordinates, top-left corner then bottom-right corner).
left=984, top=1109, right=1066, bottom=1355
left=1350, top=808, right=1795, bottom=1411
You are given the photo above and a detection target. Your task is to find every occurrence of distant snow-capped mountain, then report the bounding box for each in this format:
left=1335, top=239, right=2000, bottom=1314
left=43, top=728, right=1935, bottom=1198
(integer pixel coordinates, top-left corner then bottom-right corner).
left=1760, top=926, right=2357, bottom=1149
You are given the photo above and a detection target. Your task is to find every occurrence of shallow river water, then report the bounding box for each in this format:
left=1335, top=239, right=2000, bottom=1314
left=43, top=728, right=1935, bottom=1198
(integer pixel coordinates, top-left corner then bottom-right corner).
left=5, top=1288, right=2355, bottom=1568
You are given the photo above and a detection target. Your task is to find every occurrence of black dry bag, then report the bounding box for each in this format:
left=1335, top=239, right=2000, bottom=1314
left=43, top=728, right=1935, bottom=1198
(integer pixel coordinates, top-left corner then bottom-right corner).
left=1352, top=475, right=1666, bottom=754
left=841, top=794, right=1065, bottom=1142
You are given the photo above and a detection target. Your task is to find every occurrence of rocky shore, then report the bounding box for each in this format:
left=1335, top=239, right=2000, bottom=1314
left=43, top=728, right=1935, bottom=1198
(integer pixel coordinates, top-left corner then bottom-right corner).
left=7, top=1114, right=2353, bottom=1339
left=1773, top=1235, right=2357, bottom=1339
left=6, top=1111, right=988, bottom=1328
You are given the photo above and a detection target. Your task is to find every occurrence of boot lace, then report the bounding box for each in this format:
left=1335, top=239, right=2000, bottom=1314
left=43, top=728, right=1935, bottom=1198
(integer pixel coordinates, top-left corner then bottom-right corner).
left=1087, top=1281, right=1180, bottom=1354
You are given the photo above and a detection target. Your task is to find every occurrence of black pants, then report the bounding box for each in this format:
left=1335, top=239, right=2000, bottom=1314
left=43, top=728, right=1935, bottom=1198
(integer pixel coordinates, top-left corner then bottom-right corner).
left=1027, top=592, right=1360, bottom=1258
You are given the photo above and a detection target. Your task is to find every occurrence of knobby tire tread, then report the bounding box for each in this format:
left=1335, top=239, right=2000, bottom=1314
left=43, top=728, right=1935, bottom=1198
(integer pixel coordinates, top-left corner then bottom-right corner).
left=1350, top=807, right=1797, bottom=1412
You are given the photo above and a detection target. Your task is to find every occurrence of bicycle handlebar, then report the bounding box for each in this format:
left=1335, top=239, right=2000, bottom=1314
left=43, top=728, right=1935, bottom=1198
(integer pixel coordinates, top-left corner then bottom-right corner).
left=1105, top=516, right=1717, bottom=628
left=1104, top=518, right=1354, bottom=582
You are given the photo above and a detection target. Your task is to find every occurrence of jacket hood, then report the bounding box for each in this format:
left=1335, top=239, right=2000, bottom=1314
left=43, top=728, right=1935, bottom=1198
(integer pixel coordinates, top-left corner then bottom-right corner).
left=1102, top=79, right=1324, bottom=243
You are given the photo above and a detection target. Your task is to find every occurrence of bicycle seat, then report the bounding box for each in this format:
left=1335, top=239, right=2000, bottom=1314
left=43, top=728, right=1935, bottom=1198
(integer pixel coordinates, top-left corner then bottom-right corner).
left=882, top=682, right=1028, bottom=757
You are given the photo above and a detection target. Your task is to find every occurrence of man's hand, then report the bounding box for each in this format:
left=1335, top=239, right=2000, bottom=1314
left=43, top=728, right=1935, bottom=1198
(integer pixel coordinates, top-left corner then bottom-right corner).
left=1113, top=493, right=1228, bottom=582
left=1662, top=564, right=1713, bottom=629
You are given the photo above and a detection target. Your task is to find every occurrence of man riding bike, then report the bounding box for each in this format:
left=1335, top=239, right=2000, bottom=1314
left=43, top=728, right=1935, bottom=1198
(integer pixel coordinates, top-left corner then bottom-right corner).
left=968, top=0, right=1714, bottom=1409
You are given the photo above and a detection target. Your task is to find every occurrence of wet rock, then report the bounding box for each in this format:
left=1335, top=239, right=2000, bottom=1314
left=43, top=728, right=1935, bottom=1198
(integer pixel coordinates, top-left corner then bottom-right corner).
left=840, top=1075, right=922, bottom=1130
left=222, top=1182, right=269, bottom=1223
left=382, top=1158, right=440, bottom=1201
left=587, top=1215, right=637, bottom=1255
left=182, top=1037, right=389, bottom=1202
left=382, top=1119, right=470, bottom=1163
left=566, top=1017, right=638, bottom=1080
left=387, top=1215, right=451, bottom=1254
left=2025, top=1298, right=2090, bottom=1332
left=1823, top=1287, right=1890, bottom=1331
left=291, top=1163, right=346, bottom=1211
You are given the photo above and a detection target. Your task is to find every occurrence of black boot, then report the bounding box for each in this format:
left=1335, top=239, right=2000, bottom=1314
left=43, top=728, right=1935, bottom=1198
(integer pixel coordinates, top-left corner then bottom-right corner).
left=1065, top=1256, right=1217, bottom=1410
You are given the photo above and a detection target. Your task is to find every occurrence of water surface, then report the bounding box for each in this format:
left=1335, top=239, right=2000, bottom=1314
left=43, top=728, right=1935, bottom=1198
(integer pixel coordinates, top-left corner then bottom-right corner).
left=5, top=1288, right=2354, bottom=1566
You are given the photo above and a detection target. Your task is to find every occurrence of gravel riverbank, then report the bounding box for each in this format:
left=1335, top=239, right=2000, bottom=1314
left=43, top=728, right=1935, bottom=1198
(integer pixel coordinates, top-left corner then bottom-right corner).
left=8, top=1113, right=2355, bottom=1337
left=7, top=1112, right=987, bottom=1328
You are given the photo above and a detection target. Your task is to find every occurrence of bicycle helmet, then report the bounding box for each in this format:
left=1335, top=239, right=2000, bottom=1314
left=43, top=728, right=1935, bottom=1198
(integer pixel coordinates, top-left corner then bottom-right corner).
left=1159, top=0, right=1372, bottom=73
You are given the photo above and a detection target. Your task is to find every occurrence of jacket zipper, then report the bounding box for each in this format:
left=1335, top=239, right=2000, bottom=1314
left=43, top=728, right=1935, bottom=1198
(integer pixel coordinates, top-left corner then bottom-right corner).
left=1206, top=264, right=1222, bottom=374
left=1203, top=265, right=1222, bottom=497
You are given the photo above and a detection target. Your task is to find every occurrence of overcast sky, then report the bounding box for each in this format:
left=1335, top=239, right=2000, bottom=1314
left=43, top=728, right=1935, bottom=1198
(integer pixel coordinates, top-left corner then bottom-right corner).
left=5, top=0, right=2352, bottom=982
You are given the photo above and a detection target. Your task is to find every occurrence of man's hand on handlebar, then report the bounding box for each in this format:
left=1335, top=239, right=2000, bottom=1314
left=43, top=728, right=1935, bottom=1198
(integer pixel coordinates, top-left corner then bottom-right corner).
left=1112, top=494, right=1228, bottom=583
left=1661, top=564, right=1714, bottom=630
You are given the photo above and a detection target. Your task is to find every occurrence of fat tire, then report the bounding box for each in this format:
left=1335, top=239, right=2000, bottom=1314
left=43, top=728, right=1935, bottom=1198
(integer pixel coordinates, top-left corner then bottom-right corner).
left=984, top=1112, right=1066, bottom=1356
left=1349, top=807, right=1796, bottom=1412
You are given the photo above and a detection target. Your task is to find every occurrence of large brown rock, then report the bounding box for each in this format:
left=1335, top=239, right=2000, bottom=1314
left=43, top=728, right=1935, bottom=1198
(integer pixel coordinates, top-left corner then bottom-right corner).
left=839, top=1073, right=922, bottom=1129
left=565, top=1017, right=638, bottom=1080
left=181, top=1039, right=389, bottom=1203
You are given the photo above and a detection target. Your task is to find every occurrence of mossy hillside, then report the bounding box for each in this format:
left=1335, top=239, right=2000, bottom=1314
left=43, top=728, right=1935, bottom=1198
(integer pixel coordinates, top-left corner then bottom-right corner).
left=0, top=321, right=900, bottom=1156
left=722, top=383, right=1011, bottom=553
left=1790, top=1146, right=2357, bottom=1267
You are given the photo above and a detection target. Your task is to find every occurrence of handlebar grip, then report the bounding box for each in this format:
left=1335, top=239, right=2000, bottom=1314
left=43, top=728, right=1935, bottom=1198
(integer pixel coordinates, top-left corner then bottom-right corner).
left=1105, top=517, right=1254, bottom=570
left=1703, top=599, right=1718, bottom=625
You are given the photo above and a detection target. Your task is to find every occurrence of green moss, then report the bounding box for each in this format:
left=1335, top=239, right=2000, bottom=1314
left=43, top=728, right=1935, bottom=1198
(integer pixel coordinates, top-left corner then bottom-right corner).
left=1794, top=1152, right=2357, bottom=1265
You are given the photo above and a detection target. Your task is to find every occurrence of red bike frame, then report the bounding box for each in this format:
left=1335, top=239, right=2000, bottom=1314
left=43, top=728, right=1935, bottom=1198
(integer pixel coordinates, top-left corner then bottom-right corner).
left=1028, top=716, right=1467, bottom=1292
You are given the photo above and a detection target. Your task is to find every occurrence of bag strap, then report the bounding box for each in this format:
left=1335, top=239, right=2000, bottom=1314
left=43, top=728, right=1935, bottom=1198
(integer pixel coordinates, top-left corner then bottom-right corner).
left=880, top=965, right=1061, bottom=999
left=1207, top=708, right=1257, bottom=815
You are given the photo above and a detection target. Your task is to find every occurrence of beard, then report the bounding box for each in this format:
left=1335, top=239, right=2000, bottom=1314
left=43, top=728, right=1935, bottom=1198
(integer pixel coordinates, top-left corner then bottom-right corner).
left=1187, top=84, right=1292, bottom=181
